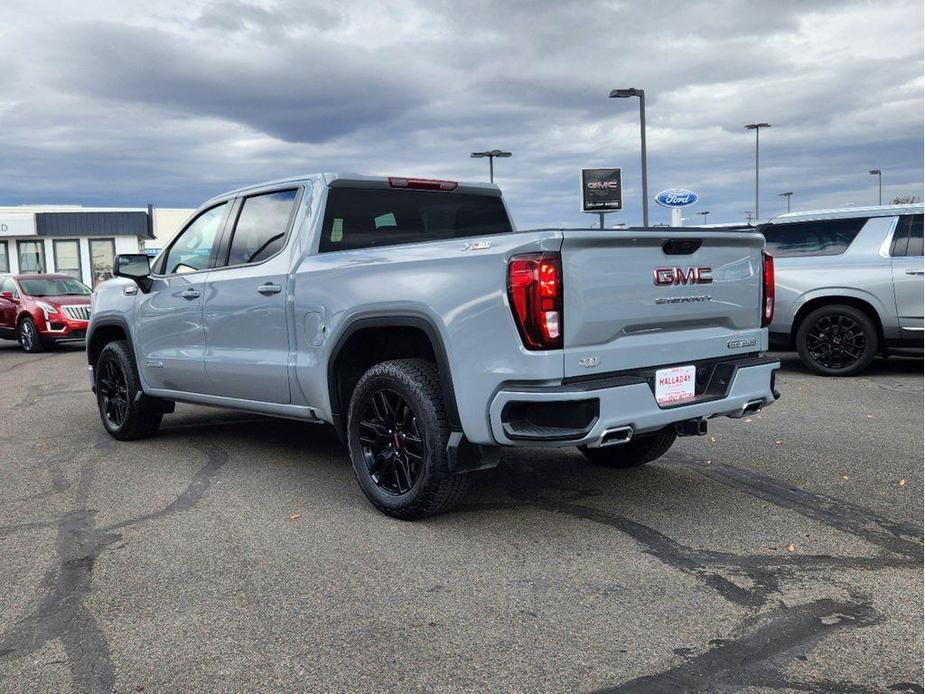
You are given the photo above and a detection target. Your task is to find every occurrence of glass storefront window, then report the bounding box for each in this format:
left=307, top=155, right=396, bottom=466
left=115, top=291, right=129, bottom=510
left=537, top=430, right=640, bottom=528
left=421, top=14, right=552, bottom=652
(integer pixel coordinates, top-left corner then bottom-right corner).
left=17, top=240, right=46, bottom=273
left=0, top=241, right=9, bottom=273
left=89, top=238, right=116, bottom=287
left=53, top=240, right=83, bottom=280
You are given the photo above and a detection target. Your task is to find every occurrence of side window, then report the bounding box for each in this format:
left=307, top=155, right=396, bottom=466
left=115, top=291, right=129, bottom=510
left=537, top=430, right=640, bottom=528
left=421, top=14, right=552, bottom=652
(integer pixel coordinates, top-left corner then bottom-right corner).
left=160, top=203, right=228, bottom=275
left=225, top=189, right=297, bottom=266
left=895, top=214, right=923, bottom=257
left=1, top=278, right=20, bottom=298
left=762, top=218, right=866, bottom=257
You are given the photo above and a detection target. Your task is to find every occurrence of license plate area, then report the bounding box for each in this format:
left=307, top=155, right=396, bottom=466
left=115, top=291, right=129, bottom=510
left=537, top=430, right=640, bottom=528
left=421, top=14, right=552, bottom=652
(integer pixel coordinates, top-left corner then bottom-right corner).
left=655, top=365, right=696, bottom=406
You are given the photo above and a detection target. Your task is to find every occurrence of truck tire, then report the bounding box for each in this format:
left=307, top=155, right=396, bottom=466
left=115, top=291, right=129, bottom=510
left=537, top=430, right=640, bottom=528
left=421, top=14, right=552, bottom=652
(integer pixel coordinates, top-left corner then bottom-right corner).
left=346, top=359, right=470, bottom=519
left=18, top=317, right=45, bottom=353
left=579, top=427, right=676, bottom=468
left=95, top=340, right=163, bottom=440
left=795, top=304, right=878, bottom=376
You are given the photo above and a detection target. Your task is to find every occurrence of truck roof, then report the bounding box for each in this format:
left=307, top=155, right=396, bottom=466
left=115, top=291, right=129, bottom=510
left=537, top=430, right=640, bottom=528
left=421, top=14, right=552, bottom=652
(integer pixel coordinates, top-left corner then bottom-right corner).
left=203, top=173, right=502, bottom=207
left=770, top=203, right=923, bottom=224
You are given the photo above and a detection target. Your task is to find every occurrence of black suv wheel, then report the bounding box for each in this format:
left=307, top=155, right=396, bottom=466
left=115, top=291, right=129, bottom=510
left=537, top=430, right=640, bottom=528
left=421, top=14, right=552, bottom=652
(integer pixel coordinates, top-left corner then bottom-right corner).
left=795, top=304, right=878, bottom=376
left=95, top=340, right=163, bottom=440
left=346, top=359, right=469, bottom=519
left=579, top=427, right=677, bottom=468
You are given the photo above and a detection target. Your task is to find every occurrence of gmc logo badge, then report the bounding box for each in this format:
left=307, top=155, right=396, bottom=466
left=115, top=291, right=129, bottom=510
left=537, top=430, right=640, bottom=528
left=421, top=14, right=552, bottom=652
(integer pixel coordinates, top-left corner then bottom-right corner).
left=653, top=267, right=713, bottom=286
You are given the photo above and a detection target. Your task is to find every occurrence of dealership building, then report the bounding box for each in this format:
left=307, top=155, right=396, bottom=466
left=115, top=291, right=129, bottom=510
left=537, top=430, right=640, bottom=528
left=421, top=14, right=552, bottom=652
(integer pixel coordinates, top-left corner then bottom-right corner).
left=0, top=205, right=193, bottom=287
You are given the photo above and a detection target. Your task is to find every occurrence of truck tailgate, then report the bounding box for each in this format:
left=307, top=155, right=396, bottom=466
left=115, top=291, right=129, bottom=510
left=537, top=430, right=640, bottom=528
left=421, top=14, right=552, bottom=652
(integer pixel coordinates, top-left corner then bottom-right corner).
left=560, top=230, right=767, bottom=378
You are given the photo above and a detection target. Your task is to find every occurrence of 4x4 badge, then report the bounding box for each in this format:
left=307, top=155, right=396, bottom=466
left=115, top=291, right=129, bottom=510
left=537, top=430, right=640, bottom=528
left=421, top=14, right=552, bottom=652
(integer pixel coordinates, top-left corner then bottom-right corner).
left=578, top=356, right=601, bottom=369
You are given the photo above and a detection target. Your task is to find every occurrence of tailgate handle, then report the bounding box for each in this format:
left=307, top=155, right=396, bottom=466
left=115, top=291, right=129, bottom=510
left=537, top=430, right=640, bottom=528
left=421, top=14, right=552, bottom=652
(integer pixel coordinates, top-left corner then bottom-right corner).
left=663, top=239, right=702, bottom=255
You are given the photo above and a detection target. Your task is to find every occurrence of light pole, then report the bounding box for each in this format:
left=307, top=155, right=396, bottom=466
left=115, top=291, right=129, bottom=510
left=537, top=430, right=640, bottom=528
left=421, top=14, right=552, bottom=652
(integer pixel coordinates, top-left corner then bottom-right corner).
left=698, top=211, right=710, bottom=224
left=868, top=169, right=882, bottom=205
left=609, top=88, right=649, bottom=226
left=777, top=191, right=793, bottom=213
left=745, top=123, right=771, bottom=220
left=470, top=150, right=511, bottom=183
left=745, top=210, right=754, bottom=224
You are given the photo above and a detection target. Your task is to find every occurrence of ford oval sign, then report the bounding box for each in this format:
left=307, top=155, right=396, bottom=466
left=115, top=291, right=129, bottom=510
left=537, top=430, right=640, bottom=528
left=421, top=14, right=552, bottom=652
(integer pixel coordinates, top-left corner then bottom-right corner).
left=655, top=188, right=699, bottom=208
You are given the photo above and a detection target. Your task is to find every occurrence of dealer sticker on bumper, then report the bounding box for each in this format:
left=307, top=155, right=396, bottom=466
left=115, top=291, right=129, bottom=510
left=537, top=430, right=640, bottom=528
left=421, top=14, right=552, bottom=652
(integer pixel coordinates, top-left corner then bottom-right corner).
left=655, top=365, right=696, bottom=406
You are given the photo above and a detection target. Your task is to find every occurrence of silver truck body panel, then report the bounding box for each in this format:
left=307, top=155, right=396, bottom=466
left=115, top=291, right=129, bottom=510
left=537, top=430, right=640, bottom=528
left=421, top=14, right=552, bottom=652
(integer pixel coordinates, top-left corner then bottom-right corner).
left=559, top=230, right=767, bottom=379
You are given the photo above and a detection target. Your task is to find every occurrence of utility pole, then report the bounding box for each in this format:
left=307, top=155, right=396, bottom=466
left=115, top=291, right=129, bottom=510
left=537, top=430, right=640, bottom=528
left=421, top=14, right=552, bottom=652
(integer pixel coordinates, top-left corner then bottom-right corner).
left=745, top=123, right=771, bottom=220
left=609, top=88, right=649, bottom=226
left=470, top=150, right=512, bottom=183
left=868, top=170, right=882, bottom=205
left=777, top=191, right=793, bottom=213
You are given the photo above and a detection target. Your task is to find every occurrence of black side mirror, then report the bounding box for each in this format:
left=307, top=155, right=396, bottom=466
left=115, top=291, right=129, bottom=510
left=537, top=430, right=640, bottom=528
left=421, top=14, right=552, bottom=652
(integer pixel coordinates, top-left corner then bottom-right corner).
left=114, top=254, right=152, bottom=292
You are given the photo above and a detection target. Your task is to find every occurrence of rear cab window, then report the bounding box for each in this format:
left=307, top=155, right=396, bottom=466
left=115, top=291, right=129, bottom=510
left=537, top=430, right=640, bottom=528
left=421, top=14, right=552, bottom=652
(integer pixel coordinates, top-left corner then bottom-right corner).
left=225, top=189, right=299, bottom=266
left=759, top=218, right=866, bottom=257
left=319, top=188, right=513, bottom=253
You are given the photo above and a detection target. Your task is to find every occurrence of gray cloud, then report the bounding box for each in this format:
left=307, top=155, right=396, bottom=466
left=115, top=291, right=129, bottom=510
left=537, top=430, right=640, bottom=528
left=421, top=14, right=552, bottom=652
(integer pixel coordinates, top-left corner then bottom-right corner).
left=0, top=0, right=921, bottom=226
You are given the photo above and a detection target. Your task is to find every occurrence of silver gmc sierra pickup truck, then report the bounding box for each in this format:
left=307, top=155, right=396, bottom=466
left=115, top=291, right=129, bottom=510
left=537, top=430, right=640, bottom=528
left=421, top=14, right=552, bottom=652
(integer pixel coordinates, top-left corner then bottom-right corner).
left=87, top=173, right=780, bottom=518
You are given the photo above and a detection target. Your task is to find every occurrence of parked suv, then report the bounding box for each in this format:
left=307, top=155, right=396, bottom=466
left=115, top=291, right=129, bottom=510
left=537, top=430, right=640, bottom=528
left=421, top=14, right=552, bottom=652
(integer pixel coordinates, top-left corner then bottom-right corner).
left=758, top=205, right=923, bottom=375
left=87, top=174, right=780, bottom=518
left=0, top=274, right=92, bottom=352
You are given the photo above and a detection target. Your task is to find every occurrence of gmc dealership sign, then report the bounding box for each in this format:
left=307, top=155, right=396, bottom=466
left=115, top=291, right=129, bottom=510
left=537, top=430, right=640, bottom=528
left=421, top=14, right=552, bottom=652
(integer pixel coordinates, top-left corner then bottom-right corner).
left=580, top=168, right=623, bottom=213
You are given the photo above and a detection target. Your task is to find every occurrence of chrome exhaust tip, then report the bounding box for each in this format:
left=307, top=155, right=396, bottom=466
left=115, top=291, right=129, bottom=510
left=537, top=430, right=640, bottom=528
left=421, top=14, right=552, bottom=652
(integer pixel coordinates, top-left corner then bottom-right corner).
left=596, top=425, right=634, bottom=447
left=729, top=399, right=764, bottom=418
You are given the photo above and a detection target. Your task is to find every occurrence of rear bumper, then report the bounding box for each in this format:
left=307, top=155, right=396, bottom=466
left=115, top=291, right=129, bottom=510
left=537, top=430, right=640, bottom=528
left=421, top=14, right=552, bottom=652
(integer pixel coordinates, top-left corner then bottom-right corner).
left=488, top=355, right=780, bottom=447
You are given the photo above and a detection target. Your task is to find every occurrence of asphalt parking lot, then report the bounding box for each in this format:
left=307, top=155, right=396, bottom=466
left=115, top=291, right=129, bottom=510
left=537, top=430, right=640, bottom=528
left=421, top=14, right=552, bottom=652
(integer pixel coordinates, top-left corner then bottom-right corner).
left=0, top=342, right=921, bottom=693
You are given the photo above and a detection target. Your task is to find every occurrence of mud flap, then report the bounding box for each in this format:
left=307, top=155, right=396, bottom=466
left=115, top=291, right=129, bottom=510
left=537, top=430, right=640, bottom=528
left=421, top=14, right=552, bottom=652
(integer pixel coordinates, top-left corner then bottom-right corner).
left=445, top=431, right=500, bottom=474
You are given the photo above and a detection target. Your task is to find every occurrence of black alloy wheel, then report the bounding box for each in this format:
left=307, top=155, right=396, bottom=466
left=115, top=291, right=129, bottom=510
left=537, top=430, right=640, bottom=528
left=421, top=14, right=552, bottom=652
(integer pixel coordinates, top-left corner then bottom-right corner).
left=358, top=389, right=424, bottom=495
left=97, top=357, right=129, bottom=429
left=94, top=340, right=164, bottom=440
left=796, top=304, right=878, bottom=376
left=805, top=313, right=866, bottom=370
left=346, top=359, right=470, bottom=519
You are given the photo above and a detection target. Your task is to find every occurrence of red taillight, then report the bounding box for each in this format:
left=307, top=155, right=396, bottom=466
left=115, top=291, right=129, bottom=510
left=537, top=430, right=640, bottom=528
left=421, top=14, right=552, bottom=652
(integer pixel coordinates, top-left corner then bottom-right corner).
left=388, top=176, right=458, bottom=191
left=507, top=252, right=563, bottom=350
left=761, top=251, right=774, bottom=327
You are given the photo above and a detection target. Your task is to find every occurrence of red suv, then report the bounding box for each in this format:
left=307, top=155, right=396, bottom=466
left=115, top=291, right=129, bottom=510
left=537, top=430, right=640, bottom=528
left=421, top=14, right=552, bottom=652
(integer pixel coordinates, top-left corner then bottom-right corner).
left=0, top=274, right=93, bottom=352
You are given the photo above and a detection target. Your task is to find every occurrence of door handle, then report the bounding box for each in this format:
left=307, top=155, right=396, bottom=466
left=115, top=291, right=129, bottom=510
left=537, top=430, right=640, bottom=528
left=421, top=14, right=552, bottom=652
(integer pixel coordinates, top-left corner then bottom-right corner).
left=180, top=288, right=201, bottom=300
left=905, top=269, right=925, bottom=276
left=257, top=283, right=282, bottom=295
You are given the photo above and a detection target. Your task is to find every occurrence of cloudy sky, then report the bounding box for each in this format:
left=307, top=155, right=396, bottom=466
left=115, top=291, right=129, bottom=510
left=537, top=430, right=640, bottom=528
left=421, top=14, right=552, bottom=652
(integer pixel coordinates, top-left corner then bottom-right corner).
left=1, top=0, right=922, bottom=227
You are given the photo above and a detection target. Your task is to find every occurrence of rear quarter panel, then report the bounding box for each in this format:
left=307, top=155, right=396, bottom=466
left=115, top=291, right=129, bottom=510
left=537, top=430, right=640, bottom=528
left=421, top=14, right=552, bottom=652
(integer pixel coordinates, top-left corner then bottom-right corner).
left=291, top=221, right=565, bottom=445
